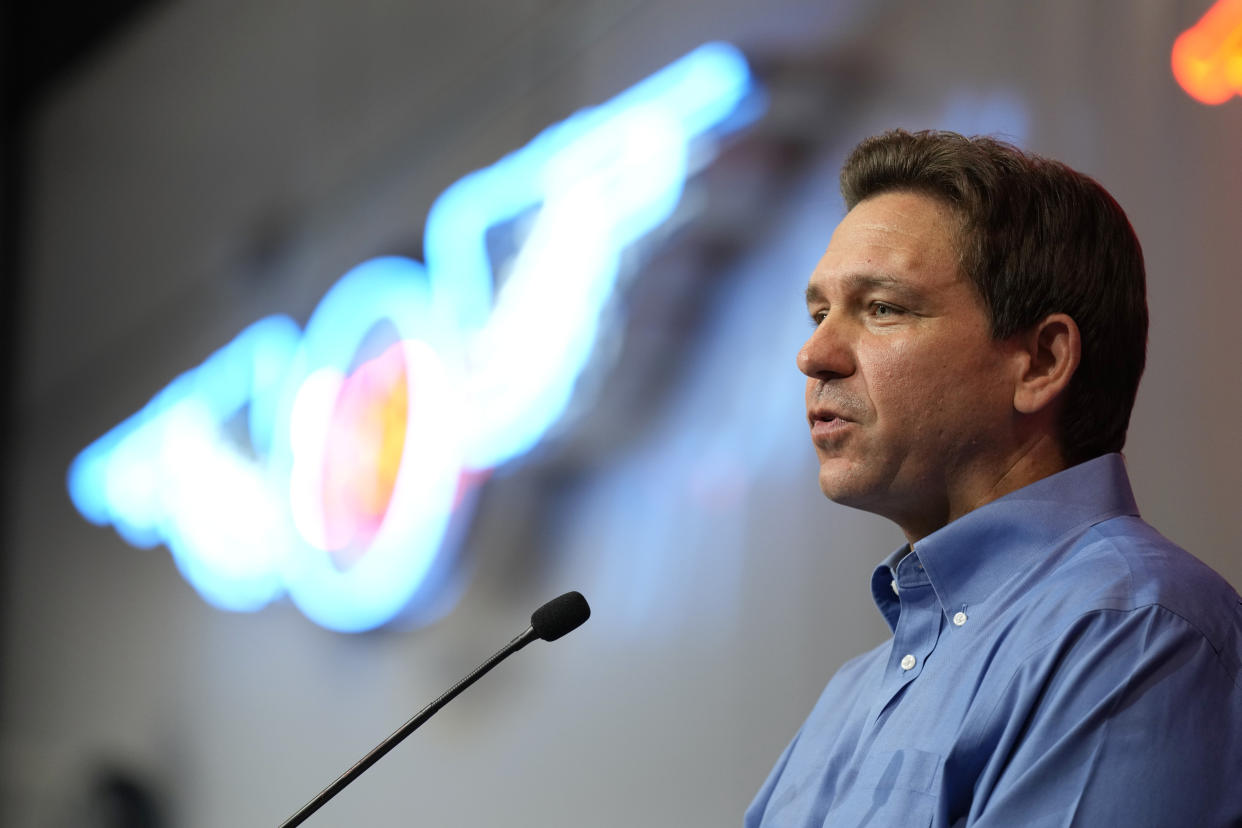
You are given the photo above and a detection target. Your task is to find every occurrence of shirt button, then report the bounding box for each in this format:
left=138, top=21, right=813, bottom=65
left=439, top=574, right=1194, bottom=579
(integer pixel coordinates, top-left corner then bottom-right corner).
left=900, top=654, right=916, bottom=670
left=891, top=579, right=899, bottom=596
left=953, top=611, right=968, bottom=627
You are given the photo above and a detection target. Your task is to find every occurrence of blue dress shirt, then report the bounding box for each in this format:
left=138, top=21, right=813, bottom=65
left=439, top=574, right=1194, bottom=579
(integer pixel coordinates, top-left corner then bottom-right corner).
left=745, top=454, right=1242, bottom=827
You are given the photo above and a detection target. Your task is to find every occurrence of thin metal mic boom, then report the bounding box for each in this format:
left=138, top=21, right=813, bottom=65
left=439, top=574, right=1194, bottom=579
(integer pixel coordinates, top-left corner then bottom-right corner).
left=277, top=591, right=589, bottom=827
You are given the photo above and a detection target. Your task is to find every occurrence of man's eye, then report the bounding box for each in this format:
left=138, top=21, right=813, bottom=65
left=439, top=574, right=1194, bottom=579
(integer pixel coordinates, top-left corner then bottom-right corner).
left=871, top=302, right=900, bottom=317
left=810, top=310, right=828, bottom=326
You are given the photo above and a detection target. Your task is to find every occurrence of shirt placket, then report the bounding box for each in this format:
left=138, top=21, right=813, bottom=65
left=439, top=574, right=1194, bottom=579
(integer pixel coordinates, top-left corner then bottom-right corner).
left=867, top=555, right=942, bottom=730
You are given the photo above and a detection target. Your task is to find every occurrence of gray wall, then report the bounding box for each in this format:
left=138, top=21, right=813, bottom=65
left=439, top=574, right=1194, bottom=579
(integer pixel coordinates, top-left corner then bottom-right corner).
left=5, top=1, right=1240, bottom=825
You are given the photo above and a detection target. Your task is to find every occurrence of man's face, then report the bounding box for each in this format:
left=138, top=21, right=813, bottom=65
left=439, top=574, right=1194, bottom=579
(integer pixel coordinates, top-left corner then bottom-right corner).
left=799, top=190, right=1021, bottom=540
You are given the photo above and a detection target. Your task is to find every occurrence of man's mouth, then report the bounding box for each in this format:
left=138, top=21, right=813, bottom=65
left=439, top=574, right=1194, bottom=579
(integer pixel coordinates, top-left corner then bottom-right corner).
left=809, top=413, right=852, bottom=441
left=808, top=405, right=849, bottom=426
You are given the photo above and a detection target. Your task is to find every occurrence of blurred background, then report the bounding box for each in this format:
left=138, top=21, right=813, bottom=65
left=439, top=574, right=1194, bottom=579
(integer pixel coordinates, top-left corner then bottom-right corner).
left=3, top=0, right=1240, bottom=825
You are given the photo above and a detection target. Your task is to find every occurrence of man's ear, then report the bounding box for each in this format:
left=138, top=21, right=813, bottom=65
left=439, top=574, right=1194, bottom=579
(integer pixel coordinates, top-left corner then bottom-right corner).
left=1013, top=313, right=1081, bottom=415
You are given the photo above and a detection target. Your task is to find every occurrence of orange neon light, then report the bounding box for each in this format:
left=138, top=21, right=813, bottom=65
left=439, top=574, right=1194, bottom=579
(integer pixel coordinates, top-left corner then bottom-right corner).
left=1172, top=0, right=1242, bottom=104
left=321, top=342, right=410, bottom=568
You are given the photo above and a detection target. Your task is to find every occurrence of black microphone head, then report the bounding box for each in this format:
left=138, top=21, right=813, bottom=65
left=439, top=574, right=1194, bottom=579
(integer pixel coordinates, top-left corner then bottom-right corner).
left=530, top=591, right=591, bottom=641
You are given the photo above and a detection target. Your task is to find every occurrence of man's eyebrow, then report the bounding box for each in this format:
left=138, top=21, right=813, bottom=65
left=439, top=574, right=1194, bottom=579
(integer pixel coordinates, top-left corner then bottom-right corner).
left=804, top=274, right=922, bottom=306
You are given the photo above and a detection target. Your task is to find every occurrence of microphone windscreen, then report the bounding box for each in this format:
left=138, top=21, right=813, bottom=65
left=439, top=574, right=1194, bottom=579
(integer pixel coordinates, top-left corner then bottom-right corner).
left=530, top=591, right=591, bottom=641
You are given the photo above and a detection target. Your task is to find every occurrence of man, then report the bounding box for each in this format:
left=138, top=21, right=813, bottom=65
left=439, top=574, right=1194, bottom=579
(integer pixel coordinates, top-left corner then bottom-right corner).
left=745, top=130, right=1242, bottom=826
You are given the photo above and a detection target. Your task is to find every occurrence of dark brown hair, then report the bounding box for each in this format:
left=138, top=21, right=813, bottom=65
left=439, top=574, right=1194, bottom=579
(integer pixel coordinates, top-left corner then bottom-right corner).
left=840, top=129, right=1148, bottom=465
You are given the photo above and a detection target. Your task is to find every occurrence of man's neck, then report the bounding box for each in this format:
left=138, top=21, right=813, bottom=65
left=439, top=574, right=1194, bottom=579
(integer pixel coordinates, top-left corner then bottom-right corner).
left=898, top=436, right=1070, bottom=544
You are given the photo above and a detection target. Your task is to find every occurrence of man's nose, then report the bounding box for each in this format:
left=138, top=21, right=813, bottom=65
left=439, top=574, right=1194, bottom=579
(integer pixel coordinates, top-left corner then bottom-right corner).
left=797, top=315, right=855, bottom=380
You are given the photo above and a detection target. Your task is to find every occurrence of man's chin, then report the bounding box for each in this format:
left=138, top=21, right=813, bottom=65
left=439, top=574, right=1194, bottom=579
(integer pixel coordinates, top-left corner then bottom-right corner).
left=817, top=465, right=872, bottom=507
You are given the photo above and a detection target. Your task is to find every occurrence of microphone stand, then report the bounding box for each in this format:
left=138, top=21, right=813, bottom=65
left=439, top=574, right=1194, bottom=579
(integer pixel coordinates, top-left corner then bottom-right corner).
left=278, top=626, right=538, bottom=828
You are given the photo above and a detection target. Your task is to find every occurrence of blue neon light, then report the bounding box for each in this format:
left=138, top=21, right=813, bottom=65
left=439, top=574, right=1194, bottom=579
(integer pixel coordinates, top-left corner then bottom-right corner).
left=67, top=42, right=761, bottom=632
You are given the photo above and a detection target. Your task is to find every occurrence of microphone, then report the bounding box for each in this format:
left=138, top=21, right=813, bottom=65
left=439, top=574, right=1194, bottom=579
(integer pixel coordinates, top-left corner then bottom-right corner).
left=278, top=591, right=590, bottom=827
left=530, top=589, right=591, bottom=640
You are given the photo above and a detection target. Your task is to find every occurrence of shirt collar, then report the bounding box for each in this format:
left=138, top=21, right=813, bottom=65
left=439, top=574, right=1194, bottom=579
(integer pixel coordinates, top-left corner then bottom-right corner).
left=869, top=453, right=1140, bottom=628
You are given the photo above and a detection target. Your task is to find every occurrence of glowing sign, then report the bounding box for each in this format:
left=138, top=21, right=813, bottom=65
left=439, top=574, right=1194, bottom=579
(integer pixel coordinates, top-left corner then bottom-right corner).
left=1172, top=0, right=1242, bottom=104
left=67, top=43, right=759, bottom=632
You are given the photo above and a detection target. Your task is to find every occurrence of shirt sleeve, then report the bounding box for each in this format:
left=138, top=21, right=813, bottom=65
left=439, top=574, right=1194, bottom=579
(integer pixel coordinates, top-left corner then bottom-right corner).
left=964, top=604, right=1242, bottom=827
left=744, top=728, right=801, bottom=827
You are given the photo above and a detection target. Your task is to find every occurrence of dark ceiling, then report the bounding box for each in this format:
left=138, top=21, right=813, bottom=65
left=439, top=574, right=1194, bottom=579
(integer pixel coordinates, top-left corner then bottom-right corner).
left=4, top=0, right=164, bottom=125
